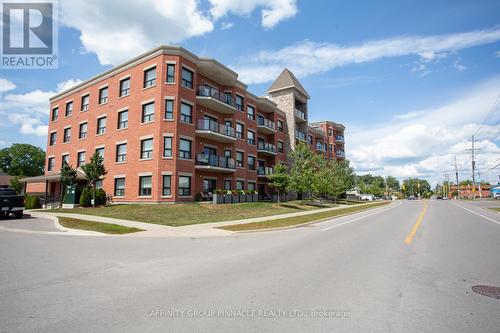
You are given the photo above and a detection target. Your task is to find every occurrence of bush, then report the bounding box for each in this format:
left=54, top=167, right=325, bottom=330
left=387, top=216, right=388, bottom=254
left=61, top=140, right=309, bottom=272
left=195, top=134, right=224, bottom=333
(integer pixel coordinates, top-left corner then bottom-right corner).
left=24, top=195, right=41, bottom=209
left=95, top=188, right=106, bottom=205
left=79, top=187, right=92, bottom=207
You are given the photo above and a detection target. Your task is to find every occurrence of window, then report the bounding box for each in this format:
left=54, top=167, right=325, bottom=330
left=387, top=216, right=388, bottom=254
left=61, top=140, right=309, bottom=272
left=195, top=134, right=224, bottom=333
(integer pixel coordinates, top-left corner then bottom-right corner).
left=224, top=149, right=231, bottom=158
left=49, top=132, right=56, bottom=146
left=51, top=107, right=58, bottom=121
left=163, top=137, right=172, bottom=157
left=65, top=102, right=73, bottom=117
left=119, top=77, right=130, bottom=97
left=117, top=110, right=128, bottom=129
left=236, top=151, right=244, bottom=167
left=139, top=176, right=152, bottom=196
left=166, top=64, right=175, bottom=83
left=142, top=102, right=155, bottom=123
left=181, top=67, right=193, bottom=89
left=277, top=141, right=284, bottom=153
left=248, top=156, right=256, bottom=170
left=95, top=147, right=105, bottom=160
left=328, top=128, right=333, bottom=136
left=247, top=130, right=255, bottom=145
left=98, top=87, right=108, bottom=104
left=144, top=67, right=156, bottom=88
left=114, top=178, right=125, bottom=197
left=178, top=176, right=191, bottom=196
left=235, top=95, right=244, bottom=111
left=247, top=105, right=255, bottom=120
left=164, top=99, right=174, bottom=119
left=224, top=179, right=231, bottom=190
left=162, top=175, right=172, bottom=196
left=277, top=120, right=283, bottom=132
left=180, top=102, right=192, bottom=123
left=236, top=123, right=244, bottom=139
left=179, top=138, right=192, bottom=159
left=140, top=138, right=153, bottom=159
left=79, top=123, right=87, bottom=139
left=61, top=154, right=69, bottom=167
left=96, top=180, right=103, bottom=189
left=248, top=182, right=255, bottom=191
left=224, top=92, right=232, bottom=104
left=308, top=135, right=313, bottom=145
left=81, top=95, right=89, bottom=111
left=63, top=128, right=71, bottom=143
left=329, top=144, right=333, bottom=152
left=236, top=180, right=244, bottom=190
left=48, top=157, right=55, bottom=171
left=116, top=143, right=127, bottom=162
left=97, top=116, right=106, bottom=134
left=77, top=151, right=86, bottom=167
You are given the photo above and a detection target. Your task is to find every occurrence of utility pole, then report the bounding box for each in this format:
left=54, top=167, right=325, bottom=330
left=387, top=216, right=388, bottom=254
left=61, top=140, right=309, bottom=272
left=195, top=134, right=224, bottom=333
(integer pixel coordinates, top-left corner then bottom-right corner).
left=454, top=156, right=460, bottom=200
left=478, top=171, right=482, bottom=199
left=466, top=135, right=480, bottom=200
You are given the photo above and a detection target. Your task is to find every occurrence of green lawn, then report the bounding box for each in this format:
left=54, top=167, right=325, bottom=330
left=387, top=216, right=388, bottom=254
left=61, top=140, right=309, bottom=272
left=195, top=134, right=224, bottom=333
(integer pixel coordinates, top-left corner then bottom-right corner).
left=58, top=217, right=144, bottom=234
left=489, top=207, right=500, bottom=212
left=219, top=202, right=391, bottom=231
left=53, top=201, right=333, bottom=227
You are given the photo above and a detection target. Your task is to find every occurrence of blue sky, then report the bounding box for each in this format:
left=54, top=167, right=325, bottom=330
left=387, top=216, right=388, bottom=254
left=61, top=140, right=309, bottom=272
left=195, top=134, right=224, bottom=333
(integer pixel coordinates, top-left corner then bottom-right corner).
left=1, top=0, right=499, bottom=185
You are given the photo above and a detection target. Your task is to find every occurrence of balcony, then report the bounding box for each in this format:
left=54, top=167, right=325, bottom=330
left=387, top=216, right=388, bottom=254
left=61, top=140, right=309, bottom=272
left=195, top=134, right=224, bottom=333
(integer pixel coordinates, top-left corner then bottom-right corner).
left=257, top=116, right=276, bottom=134
left=294, top=108, right=306, bottom=122
left=196, top=86, right=237, bottom=114
left=257, top=141, right=276, bottom=156
left=336, top=150, right=345, bottom=158
left=195, top=154, right=236, bottom=173
left=196, top=119, right=236, bottom=143
left=295, top=130, right=306, bottom=141
left=315, top=143, right=325, bottom=152
left=336, top=135, right=345, bottom=143
left=257, top=167, right=274, bottom=178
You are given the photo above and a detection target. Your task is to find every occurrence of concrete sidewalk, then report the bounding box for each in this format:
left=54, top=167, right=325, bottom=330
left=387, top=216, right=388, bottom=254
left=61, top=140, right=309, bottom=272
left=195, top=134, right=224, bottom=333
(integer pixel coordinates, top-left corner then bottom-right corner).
left=28, top=202, right=386, bottom=238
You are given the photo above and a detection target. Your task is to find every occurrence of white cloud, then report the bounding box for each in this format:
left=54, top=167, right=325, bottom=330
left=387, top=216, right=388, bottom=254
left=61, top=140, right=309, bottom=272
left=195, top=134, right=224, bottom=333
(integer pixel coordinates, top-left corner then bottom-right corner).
left=60, top=0, right=297, bottom=66
left=348, top=76, right=500, bottom=185
left=0, top=78, right=16, bottom=93
left=220, top=22, right=234, bottom=30
left=60, top=0, right=214, bottom=65
left=209, top=0, right=297, bottom=29
left=0, top=78, right=81, bottom=137
left=231, top=27, right=500, bottom=84
left=495, top=50, right=500, bottom=57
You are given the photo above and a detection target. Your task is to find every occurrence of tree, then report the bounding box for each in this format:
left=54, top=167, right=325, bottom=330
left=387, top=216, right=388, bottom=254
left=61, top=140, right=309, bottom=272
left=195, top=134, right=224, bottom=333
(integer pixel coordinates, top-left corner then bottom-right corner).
left=81, top=152, right=107, bottom=207
left=9, top=177, right=22, bottom=194
left=401, top=178, right=431, bottom=198
left=355, top=174, right=386, bottom=197
left=288, top=141, right=316, bottom=200
left=60, top=163, right=77, bottom=204
left=267, top=163, right=289, bottom=205
left=329, top=160, right=355, bottom=200
left=0, top=144, right=45, bottom=176
left=386, top=176, right=400, bottom=192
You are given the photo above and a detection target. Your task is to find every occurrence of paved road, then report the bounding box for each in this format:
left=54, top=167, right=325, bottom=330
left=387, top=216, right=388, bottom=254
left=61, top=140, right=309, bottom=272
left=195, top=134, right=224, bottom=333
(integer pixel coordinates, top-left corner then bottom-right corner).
left=0, top=200, right=499, bottom=332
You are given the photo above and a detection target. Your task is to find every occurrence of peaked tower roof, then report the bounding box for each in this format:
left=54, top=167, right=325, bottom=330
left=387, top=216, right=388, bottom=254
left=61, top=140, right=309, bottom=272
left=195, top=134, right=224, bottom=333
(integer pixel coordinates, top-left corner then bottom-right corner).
left=267, top=68, right=310, bottom=98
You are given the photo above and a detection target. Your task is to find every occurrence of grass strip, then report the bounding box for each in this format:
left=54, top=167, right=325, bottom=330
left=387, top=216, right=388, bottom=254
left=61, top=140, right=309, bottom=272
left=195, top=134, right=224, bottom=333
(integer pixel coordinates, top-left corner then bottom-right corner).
left=58, top=216, right=144, bottom=234
left=489, top=207, right=500, bottom=212
left=219, top=202, right=391, bottom=231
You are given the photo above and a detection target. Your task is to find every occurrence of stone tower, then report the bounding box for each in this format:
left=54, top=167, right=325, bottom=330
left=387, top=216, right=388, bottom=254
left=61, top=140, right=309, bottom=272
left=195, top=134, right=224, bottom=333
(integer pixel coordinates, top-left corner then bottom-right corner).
left=267, top=68, right=310, bottom=152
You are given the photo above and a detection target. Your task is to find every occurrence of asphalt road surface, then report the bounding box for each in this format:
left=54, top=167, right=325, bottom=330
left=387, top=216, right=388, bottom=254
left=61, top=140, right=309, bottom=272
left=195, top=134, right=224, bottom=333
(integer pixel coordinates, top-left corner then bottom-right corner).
left=1, top=200, right=499, bottom=333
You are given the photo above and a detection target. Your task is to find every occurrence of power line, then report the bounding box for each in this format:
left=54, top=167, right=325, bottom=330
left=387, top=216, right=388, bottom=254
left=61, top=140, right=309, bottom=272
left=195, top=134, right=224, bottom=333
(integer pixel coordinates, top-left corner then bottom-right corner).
left=474, top=93, right=500, bottom=137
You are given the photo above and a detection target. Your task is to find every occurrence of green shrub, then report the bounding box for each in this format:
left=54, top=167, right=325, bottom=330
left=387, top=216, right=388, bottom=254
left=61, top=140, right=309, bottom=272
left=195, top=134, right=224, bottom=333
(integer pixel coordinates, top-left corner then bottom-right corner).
left=95, top=188, right=106, bottom=205
left=24, top=195, right=41, bottom=209
left=79, top=187, right=92, bottom=207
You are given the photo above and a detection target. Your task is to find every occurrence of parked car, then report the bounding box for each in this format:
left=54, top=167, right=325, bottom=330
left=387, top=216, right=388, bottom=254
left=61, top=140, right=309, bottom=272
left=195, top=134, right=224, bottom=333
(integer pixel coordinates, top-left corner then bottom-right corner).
left=436, top=196, right=443, bottom=200
left=408, top=195, right=416, bottom=200
left=0, top=188, right=24, bottom=218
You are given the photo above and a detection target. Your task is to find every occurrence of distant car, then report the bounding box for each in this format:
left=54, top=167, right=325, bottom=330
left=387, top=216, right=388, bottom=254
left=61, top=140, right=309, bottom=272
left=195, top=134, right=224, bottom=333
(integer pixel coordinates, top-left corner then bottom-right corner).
left=436, top=196, right=443, bottom=200
left=408, top=195, right=416, bottom=200
left=493, top=193, right=500, bottom=200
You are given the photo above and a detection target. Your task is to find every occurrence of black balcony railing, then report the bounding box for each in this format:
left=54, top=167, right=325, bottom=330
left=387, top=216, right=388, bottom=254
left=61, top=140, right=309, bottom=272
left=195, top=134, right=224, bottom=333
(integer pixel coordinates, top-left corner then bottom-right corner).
left=294, top=108, right=305, bottom=119
left=336, top=135, right=345, bottom=142
left=196, top=154, right=236, bottom=169
left=315, top=143, right=325, bottom=151
left=295, top=130, right=306, bottom=141
left=197, top=86, right=236, bottom=108
left=336, top=150, right=345, bottom=157
left=197, top=119, right=235, bottom=138
left=257, top=167, right=274, bottom=176
left=257, top=116, right=276, bottom=130
left=257, top=141, right=276, bottom=153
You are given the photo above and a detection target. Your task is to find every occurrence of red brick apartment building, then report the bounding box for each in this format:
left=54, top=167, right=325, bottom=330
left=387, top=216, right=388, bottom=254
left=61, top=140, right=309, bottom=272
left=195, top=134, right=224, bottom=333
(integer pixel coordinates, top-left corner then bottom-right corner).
left=23, top=46, right=345, bottom=203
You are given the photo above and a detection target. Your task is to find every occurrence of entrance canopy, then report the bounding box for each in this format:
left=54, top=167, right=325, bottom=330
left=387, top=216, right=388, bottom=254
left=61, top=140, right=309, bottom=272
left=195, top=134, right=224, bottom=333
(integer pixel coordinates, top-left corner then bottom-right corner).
left=19, top=169, right=87, bottom=183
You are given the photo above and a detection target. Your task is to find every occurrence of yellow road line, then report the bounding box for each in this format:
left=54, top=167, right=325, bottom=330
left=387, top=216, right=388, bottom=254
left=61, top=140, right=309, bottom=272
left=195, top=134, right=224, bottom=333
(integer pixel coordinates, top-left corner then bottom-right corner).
left=404, top=201, right=428, bottom=244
